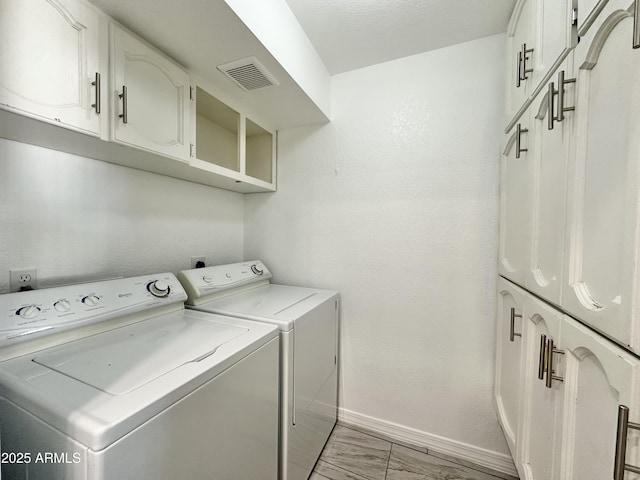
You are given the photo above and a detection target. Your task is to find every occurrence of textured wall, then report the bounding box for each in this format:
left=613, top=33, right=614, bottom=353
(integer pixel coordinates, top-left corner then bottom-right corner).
left=245, top=34, right=508, bottom=454
left=0, top=139, right=244, bottom=293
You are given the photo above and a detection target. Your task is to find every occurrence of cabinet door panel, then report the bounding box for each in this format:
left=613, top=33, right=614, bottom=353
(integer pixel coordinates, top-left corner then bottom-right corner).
left=499, top=120, right=531, bottom=287
left=564, top=8, right=640, bottom=351
left=0, top=0, right=103, bottom=134
left=519, top=296, right=563, bottom=480
left=112, top=24, right=190, bottom=161
left=495, top=277, right=527, bottom=460
left=506, top=0, right=533, bottom=117
left=560, top=316, right=640, bottom=479
left=526, top=62, right=572, bottom=306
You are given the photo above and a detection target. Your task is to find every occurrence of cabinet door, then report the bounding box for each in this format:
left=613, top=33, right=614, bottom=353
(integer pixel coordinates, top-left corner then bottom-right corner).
left=526, top=59, right=573, bottom=306
left=559, top=316, right=640, bottom=480
left=499, top=117, right=531, bottom=287
left=518, top=295, right=564, bottom=480
left=111, top=24, right=191, bottom=161
left=506, top=0, right=534, bottom=117
left=531, top=0, right=578, bottom=90
left=563, top=4, right=640, bottom=353
left=495, top=277, right=527, bottom=462
left=0, top=0, right=105, bottom=135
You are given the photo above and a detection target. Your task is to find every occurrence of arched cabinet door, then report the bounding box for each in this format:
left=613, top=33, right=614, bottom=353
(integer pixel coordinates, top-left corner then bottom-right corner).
left=499, top=117, right=532, bottom=287
left=558, top=315, right=640, bottom=480
left=506, top=0, right=534, bottom=117
left=0, top=0, right=106, bottom=135
left=518, top=295, right=564, bottom=480
left=111, top=23, right=191, bottom=162
left=495, top=277, right=527, bottom=462
left=526, top=59, right=573, bottom=306
left=563, top=4, right=640, bottom=353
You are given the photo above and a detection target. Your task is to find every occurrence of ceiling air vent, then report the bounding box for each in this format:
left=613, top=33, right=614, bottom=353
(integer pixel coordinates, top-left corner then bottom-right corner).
left=217, top=57, right=279, bottom=91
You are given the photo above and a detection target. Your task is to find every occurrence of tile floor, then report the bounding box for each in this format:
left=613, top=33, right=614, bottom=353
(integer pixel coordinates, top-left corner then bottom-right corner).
left=310, top=425, right=519, bottom=480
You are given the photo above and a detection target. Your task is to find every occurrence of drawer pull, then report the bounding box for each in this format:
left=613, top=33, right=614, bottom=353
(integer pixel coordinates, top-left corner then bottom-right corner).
left=509, top=308, right=522, bottom=342
left=517, top=43, right=534, bottom=87
left=545, top=338, right=564, bottom=388
left=614, top=405, right=640, bottom=479
left=538, top=334, right=547, bottom=380
left=634, top=0, right=640, bottom=49
left=119, top=85, right=128, bottom=124
left=91, top=72, right=101, bottom=114
left=548, top=70, right=576, bottom=130
left=515, top=123, right=528, bottom=159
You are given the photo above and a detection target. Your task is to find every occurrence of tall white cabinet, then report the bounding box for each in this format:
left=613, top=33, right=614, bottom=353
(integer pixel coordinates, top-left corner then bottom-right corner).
left=496, top=1, right=640, bottom=479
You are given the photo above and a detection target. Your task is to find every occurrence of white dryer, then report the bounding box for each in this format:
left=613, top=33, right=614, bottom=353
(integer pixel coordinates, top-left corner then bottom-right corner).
left=178, top=261, right=339, bottom=480
left=0, top=273, right=279, bottom=480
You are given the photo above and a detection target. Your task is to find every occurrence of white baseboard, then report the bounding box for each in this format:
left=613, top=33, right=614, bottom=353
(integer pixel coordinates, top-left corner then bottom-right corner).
left=338, top=408, right=518, bottom=477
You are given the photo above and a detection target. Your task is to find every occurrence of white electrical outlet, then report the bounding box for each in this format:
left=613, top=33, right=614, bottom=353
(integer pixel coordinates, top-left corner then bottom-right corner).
left=10, top=268, right=38, bottom=293
left=190, top=256, right=207, bottom=268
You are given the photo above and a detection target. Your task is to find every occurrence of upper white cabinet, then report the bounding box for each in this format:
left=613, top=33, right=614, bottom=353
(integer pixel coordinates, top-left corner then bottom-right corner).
left=495, top=278, right=527, bottom=461
left=0, top=0, right=107, bottom=136
left=499, top=118, right=531, bottom=287
left=563, top=3, right=640, bottom=353
left=110, top=24, right=191, bottom=162
left=506, top=0, right=578, bottom=120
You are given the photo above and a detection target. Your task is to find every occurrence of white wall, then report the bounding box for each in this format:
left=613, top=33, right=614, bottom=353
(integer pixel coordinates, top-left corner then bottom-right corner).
left=245, top=34, right=509, bottom=458
left=0, top=139, right=244, bottom=293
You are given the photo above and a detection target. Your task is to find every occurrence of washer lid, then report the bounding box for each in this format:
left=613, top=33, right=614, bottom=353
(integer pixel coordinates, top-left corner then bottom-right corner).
left=33, top=316, right=247, bottom=395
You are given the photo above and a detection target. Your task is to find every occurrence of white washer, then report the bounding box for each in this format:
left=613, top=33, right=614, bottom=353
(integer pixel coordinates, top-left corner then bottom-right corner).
left=178, top=261, right=339, bottom=480
left=0, top=273, right=279, bottom=480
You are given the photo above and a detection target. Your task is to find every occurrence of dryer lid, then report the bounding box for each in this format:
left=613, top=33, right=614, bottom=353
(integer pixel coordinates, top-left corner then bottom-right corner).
left=33, top=316, right=248, bottom=395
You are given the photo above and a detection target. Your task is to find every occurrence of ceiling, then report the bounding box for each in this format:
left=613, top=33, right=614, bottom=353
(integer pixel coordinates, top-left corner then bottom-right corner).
left=284, top=0, right=517, bottom=75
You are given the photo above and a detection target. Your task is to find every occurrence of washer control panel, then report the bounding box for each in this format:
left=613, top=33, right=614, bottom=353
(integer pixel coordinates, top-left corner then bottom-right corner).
left=178, top=261, right=272, bottom=301
left=0, top=273, right=186, bottom=347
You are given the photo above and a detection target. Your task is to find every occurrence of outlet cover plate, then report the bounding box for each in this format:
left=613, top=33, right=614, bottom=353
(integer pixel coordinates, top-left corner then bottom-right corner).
left=10, top=268, right=37, bottom=293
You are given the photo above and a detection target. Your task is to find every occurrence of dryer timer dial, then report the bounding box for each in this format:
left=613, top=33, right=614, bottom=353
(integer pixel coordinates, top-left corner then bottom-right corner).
left=147, top=280, right=171, bottom=298
left=251, top=264, right=264, bottom=275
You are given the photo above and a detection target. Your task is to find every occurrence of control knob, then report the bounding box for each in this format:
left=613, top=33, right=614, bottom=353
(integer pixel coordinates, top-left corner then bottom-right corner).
left=202, top=275, right=213, bottom=284
left=147, top=280, right=171, bottom=298
left=54, top=299, right=71, bottom=313
left=251, top=264, right=264, bottom=275
left=16, top=305, right=41, bottom=319
left=82, top=295, right=100, bottom=307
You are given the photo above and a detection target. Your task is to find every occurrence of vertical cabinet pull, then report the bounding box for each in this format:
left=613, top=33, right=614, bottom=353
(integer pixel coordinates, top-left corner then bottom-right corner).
left=614, top=405, right=640, bottom=479
left=516, top=123, right=528, bottom=158
left=548, top=70, right=576, bottom=130
left=91, top=72, right=101, bottom=114
left=545, top=338, right=565, bottom=388
left=119, top=85, right=128, bottom=124
left=517, top=43, right=534, bottom=87
left=634, top=0, right=640, bottom=49
left=538, top=334, right=547, bottom=380
left=509, top=308, right=522, bottom=342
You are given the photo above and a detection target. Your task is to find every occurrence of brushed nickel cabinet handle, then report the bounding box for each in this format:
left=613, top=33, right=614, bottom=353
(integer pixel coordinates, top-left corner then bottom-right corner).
left=614, top=405, right=640, bottom=479
left=556, top=70, right=576, bottom=123
left=119, top=85, right=128, bottom=124
left=538, top=334, right=547, bottom=380
left=91, top=72, right=101, bottom=114
left=515, top=123, right=528, bottom=159
left=516, top=51, right=523, bottom=87
left=545, top=338, right=565, bottom=388
left=518, top=43, right=533, bottom=87
left=634, top=0, right=640, bottom=49
left=509, top=308, right=522, bottom=342
left=548, top=70, right=576, bottom=130
left=548, top=81, right=557, bottom=130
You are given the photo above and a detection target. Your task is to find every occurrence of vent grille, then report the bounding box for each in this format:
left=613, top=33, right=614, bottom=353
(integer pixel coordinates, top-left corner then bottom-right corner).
left=217, top=57, right=279, bottom=91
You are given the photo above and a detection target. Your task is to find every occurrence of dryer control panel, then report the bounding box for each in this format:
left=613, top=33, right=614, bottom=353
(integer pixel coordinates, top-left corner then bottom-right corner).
left=0, top=273, right=187, bottom=349
left=178, top=261, right=272, bottom=304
